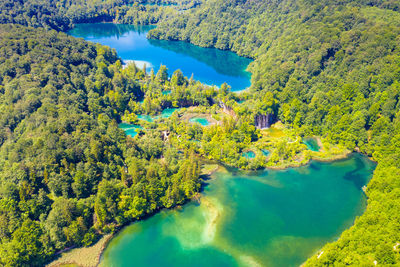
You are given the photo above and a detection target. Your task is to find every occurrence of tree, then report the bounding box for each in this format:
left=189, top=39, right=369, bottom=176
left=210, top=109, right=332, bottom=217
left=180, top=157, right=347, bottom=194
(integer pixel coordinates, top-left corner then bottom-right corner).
left=0, top=219, right=52, bottom=266
left=171, top=69, right=186, bottom=86
left=94, top=180, right=122, bottom=229
left=156, top=65, right=169, bottom=83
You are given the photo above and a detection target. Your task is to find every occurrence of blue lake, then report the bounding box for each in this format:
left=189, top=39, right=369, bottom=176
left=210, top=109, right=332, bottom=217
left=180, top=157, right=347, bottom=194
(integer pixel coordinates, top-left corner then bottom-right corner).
left=68, top=23, right=252, bottom=91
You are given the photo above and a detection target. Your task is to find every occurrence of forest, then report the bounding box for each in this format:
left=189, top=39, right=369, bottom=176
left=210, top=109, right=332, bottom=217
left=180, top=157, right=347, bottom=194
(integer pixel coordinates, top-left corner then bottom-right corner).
left=0, top=24, right=201, bottom=266
left=0, top=0, right=200, bottom=31
left=0, top=0, right=400, bottom=266
left=149, top=0, right=400, bottom=265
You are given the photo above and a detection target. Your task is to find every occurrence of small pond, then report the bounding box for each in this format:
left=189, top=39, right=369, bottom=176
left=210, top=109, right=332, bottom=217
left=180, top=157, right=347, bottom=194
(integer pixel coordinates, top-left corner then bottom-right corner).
left=119, top=123, right=142, bottom=137
left=303, top=137, right=321, bottom=152
left=243, top=151, right=256, bottom=159
left=137, top=108, right=180, bottom=122
left=189, top=117, right=211, bottom=126
left=262, top=149, right=270, bottom=157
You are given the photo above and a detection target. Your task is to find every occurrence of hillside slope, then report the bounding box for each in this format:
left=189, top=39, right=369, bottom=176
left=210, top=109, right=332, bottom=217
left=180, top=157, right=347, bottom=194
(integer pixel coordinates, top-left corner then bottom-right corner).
left=149, top=0, right=400, bottom=265
left=0, top=24, right=201, bottom=266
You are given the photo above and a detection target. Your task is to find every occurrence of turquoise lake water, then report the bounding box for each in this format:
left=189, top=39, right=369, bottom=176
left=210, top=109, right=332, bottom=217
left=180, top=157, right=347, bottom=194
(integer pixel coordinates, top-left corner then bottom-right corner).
left=137, top=108, right=180, bottom=122
left=243, top=151, right=256, bottom=159
left=119, top=123, right=142, bottom=137
left=68, top=23, right=376, bottom=267
left=68, top=23, right=252, bottom=91
left=100, top=154, right=375, bottom=267
left=189, top=117, right=210, bottom=126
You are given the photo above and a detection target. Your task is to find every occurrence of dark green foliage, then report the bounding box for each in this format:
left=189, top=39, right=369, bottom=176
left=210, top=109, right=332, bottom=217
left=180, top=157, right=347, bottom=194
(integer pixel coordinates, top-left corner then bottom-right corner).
left=0, top=0, right=129, bottom=31
left=0, top=0, right=200, bottom=31
left=0, top=25, right=201, bottom=266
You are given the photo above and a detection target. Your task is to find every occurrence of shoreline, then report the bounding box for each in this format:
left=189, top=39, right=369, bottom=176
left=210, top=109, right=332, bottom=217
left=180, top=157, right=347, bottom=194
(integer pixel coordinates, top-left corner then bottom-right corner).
left=265, top=150, right=352, bottom=171
left=47, top=234, right=113, bottom=267
left=48, top=150, right=366, bottom=267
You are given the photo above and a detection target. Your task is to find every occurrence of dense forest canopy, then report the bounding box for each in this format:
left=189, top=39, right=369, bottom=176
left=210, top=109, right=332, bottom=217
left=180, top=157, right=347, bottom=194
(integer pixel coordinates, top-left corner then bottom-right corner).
left=0, top=0, right=201, bottom=31
left=0, top=0, right=400, bottom=266
left=0, top=24, right=202, bottom=266
left=149, top=0, right=400, bottom=167
left=149, top=0, right=400, bottom=265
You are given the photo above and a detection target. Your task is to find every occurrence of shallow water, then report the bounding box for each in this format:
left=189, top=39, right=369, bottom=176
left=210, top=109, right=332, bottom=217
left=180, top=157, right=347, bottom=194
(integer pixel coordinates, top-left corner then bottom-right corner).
left=100, top=154, right=375, bottom=267
left=137, top=108, right=180, bottom=122
left=189, top=117, right=210, bottom=126
left=68, top=23, right=252, bottom=91
left=119, top=123, right=142, bottom=137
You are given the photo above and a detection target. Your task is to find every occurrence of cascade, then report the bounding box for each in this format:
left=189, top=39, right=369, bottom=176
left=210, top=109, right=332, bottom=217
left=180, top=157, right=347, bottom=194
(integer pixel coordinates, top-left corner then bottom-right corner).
left=254, top=113, right=274, bottom=129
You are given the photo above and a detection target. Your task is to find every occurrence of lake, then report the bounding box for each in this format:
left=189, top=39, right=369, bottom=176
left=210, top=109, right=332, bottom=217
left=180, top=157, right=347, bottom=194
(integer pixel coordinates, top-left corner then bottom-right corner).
left=68, top=23, right=252, bottom=91
left=100, top=154, right=376, bottom=267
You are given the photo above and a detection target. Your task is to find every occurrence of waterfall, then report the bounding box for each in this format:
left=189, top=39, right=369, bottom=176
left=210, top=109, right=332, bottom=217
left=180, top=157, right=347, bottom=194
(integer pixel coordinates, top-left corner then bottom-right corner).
left=254, top=113, right=274, bottom=129
left=219, top=100, right=236, bottom=117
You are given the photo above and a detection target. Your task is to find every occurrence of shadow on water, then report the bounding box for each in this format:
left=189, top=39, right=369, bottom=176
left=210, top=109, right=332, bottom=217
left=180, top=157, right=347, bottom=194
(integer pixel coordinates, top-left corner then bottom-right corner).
left=148, top=38, right=253, bottom=77
left=309, top=162, right=321, bottom=171
left=69, top=23, right=154, bottom=39
left=199, top=174, right=213, bottom=194
left=343, top=155, right=370, bottom=190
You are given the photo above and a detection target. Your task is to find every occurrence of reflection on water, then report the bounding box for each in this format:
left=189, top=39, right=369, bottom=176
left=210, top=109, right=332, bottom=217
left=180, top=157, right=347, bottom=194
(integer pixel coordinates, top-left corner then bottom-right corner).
left=69, top=23, right=150, bottom=39
left=68, top=23, right=252, bottom=91
left=148, top=38, right=252, bottom=77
